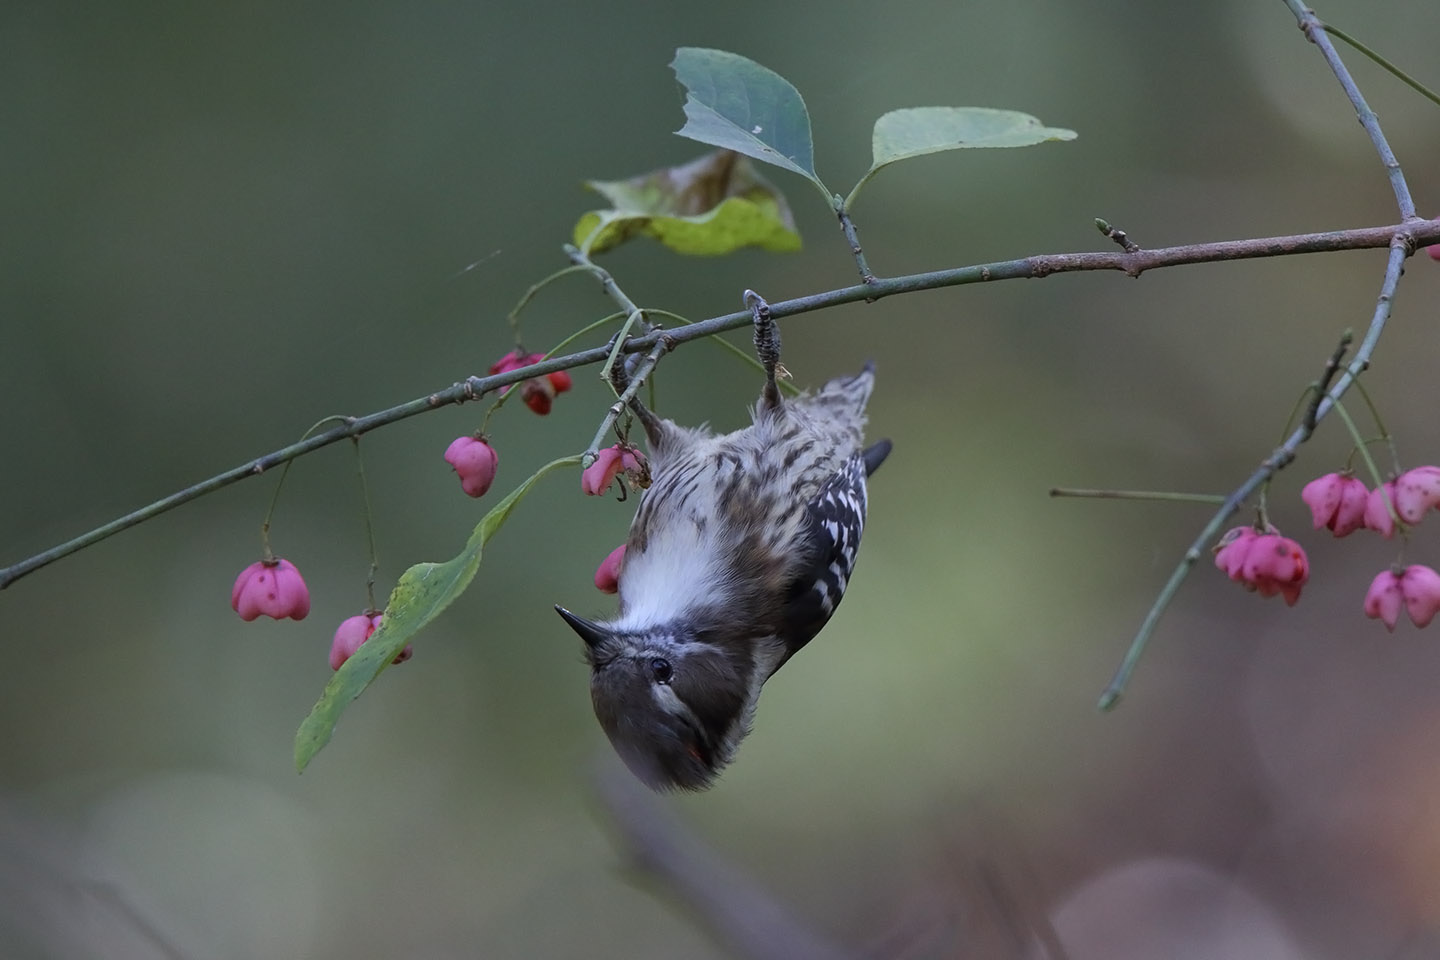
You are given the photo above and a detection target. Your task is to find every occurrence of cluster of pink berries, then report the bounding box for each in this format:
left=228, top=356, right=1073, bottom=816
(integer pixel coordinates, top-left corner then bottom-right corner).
left=1213, top=527, right=1309, bottom=606
left=1304, top=467, right=1440, bottom=539
left=231, top=559, right=407, bottom=670
left=490, top=349, right=573, bottom=415
left=440, top=349, right=595, bottom=501
left=1214, top=465, right=1440, bottom=630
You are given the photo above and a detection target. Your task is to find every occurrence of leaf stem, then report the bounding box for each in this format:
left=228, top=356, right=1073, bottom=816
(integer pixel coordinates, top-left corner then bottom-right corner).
left=835, top=200, right=876, bottom=283
left=1331, top=398, right=1386, bottom=491
left=1049, top=488, right=1226, bottom=504
left=352, top=437, right=380, bottom=612
left=294, top=453, right=582, bottom=773
left=261, top=414, right=351, bottom=559
left=1322, top=23, right=1440, bottom=110
left=506, top=263, right=603, bottom=340
left=1347, top=376, right=1400, bottom=474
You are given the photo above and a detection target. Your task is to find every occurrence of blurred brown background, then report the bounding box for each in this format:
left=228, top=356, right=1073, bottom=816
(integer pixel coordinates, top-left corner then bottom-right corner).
left=4, top=1, right=1440, bottom=957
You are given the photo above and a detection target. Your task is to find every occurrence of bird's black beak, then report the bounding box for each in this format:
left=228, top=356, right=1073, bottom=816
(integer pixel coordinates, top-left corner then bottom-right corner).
left=555, top=605, right=610, bottom=650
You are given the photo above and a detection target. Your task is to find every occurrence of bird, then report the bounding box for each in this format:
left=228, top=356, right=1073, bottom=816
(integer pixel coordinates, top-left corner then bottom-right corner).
left=557, top=290, right=890, bottom=790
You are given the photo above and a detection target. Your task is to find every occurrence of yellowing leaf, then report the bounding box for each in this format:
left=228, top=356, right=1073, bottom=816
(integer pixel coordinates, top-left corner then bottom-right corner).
left=573, top=150, right=800, bottom=256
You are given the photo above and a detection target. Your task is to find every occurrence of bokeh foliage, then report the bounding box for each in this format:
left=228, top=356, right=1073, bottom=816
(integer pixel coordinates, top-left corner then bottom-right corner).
left=4, top=1, right=1440, bottom=957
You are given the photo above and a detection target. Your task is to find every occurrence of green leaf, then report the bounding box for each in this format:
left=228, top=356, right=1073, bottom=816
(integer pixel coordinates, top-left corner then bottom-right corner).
left=670, top=48, right=825, bottom=194
left=573, top=150, right=800, bottom=256
left=293, top=455, right=580, bottom=773
left=846, top=107, right=1077, bottom=208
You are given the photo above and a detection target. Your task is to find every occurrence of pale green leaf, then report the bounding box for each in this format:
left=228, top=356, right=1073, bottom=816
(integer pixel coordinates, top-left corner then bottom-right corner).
left=294, top=455, right=579, bottom=772
left=670, top=47, right=823, bottom=191
left=573, top=150, right=799, bottom=255
left=873, top=107, right=1077, bottom=164
left=846, top=107, right=1077, bottom=208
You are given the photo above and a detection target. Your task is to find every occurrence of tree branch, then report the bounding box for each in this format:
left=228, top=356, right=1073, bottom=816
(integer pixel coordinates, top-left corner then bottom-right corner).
left=592, top=760, right=860, bottom=960
left=5, top=217, right=1440, bottom=592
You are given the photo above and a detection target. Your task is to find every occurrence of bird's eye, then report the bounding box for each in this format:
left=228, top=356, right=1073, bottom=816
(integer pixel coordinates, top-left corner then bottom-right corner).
left=650, top=658, right=673, bottom=683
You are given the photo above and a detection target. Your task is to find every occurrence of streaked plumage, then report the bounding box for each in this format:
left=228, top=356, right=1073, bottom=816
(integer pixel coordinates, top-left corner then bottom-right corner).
left=558, top=362, right=889, bottom=790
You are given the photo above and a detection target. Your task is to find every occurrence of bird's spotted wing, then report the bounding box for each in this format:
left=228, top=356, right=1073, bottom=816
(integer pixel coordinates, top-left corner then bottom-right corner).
left=777, top=453, right=870, bottom=663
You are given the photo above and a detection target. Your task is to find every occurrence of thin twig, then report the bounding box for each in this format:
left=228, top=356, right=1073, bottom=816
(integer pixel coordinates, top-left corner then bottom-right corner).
left=1287, top=1, right=1419, bottom=219
left=1302, top=329, right=1352, bottom=435
left=565, top=244, right=655, bottom=394
left=562, top=244, right=664, bottom=463
left=836, top=207, right=876, bottom=283
left=1094, top=218, right=1141, bottom=254
left=6, top=217, right=1440, bottom=592
left=585, top=335, right=673, bottom=460
left=1049, top=487, right=1226, bottom=504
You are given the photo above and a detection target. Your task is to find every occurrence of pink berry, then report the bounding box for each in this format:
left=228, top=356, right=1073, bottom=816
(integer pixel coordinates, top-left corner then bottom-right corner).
left=329, top=613, right=376, bottom=669
left=521, top=377, right=556, bottom=415
left=489, top=350, right=531, bottom=397
left=328, top=612, right=411, bottom=670
left=231, top=558, right=311, bottom=621
left=1364, top=565, right=1440, bottom=631
left=1300, top=472, right=1368, bottom=537
left=594, top=544, right=626, bottom=593
left=1213, top=526, right=1260, bottom=581
left=581, top=445, right=646, bottom=496
left=1392, top=466, right=1440, bottom=525
left=1213, top=526, right=1308, bottom=606
left=488, top=349, right=528, bottom=378
left=1364, top=481, right=1400, bottom=538
left=1401, top=564, right=1440, bottom=628
left=444, top=436, right=499, bottom=498
left=1364, top=569, right=1404, bottom=630
left=1241, top=533, right=1309, bottom=606
left=490, top=350, right=570, bottom=415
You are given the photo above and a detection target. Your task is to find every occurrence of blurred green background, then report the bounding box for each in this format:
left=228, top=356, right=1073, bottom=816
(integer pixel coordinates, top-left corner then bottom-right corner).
left=5, top=1, right=1440, bottom=957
